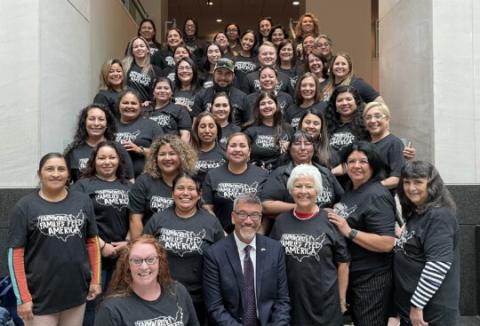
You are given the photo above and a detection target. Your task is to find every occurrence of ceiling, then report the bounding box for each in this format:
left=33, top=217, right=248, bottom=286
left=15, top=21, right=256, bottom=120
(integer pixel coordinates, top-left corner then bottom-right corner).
left=168, top=0, right=302, bottom=40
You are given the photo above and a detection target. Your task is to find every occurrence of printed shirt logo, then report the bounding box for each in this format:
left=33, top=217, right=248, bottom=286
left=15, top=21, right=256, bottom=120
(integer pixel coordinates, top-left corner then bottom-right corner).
left=174, top=97, right=194, bottom=110
left=329, top=132, right=355, bottom=150
left=235, top=61, right=257, bottom=73
left=36, top=210, right=86, bottom=242
left=255, top=135, right=275, bottom=149
left=78, top=158, right=89, bottom=170
left=217, top=182, right=259, bottom=201
left=333, top=202, right=357, bottom=219
left=280, top=233, right=327, bottom=262
left=150, top=196, right=174, bottom=212
left=167, top=72, right=175, bottom=82
left=115, top=130, right=141, bottom=144
left=165, top=56, right=175, bottom=67
left=317, top=187, right=333, bottom=206
left=94, top=189, right=129, bottom=211
left=149, top=114, right=171, bottom=127
left=135, top=304, right=184, bottom=326
left=290, top=117, right=300, bottom=129
left=129, top=71, right=152, bottom=86
left=395, top=227, right=415, bottom=252
left=203, top=80, right=213, bottom=89
left=196, top=159, right=225, bottom=170
left=159, top=228, right=206, bottom=256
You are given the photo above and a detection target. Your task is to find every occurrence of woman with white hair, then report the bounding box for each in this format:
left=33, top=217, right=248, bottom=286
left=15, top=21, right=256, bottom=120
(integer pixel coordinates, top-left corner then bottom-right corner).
left=270, top=164, right=350, bottom=325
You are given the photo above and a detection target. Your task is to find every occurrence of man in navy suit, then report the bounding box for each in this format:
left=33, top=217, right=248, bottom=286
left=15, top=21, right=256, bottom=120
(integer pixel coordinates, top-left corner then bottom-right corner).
left=203, top=193, right=290, bottom=325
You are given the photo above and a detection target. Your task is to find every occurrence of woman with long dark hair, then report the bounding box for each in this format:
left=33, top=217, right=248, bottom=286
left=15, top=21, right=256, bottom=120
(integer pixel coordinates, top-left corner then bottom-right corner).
left=394, top=161, right=459, bottom=325
left=64, top=104, right=134, bottom=182
left=210, top=92, right=241, bottom=148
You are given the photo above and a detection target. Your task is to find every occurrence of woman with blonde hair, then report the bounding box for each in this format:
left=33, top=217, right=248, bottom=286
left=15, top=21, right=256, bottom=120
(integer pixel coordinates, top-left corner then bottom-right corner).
left=95, top=235, right=199, bottom=325
left=322, top=52, right=384, bottom=103
left=129, top=135, right=197, bottom=240
left=93, top=58, right=126, bottom=116
left=123, top=36, right=161, bottom=105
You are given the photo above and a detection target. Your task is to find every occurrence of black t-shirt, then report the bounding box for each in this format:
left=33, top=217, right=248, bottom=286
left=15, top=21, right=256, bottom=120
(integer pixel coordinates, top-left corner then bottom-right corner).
left=243, top=124, right=291, bottom=168
left=233, top=55, right=259, bottom=74
left=393, top=207, right=460, bottom=322
left=372, top=134, right=406, bottom=177
left=71, top=177, right=131, bottom=243
left=219, top=123, right=241, bottom=149
left=126, top=62, right=160, bottom=103
left=115, top=117, right=164, bottom=176
left=285, top=102, right=327, bottom=130
left=129, top=173, right=174, bottom=225
left=350, top=78, right=380, bottom=103
left=93, top=89, right=121, bottom=116
left=95, top=282, right=199, bottom=326
left=195, top=144, right=226, bottom=185
left=151, top=47, right=176, bottom=70
left=328, top=121, right=359, bottom=154
left=276, top=64, right=304, bottom=91
left=143, top=207, right=224, bottom=303
left=65, top=142, right=135, bottom=182
left=333, top=181, right=396, bottom=274
left=259, top=162, right=344, bottom=208
left=160, top=67, right=176, bottom=83
left=246, top=70, right=294, bottom=96
left=270, top=210, right=350, bottom=325
left=192, top=86, right=249, bottom=125
left=71, top=177, right=131, bottom=270
left=146, top=102, right=192, bottom=135
left=245, top=91, right=293, bottom=118
left=8, top=191, right=98, bottom=315
left=202, top=164, right=267, bottom=230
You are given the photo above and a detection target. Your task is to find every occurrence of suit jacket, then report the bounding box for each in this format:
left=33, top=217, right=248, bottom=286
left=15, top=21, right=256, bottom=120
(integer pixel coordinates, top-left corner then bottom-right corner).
left=203, top=233, right=290, bottom=326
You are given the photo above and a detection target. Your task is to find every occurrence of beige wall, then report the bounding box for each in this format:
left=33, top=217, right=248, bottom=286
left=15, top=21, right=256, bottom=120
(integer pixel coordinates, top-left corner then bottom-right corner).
left=305, top=0, right=375, bottom=87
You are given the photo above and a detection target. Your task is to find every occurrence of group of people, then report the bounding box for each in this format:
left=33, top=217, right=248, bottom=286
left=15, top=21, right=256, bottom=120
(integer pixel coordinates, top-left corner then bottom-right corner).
left=6, top=11, right=459, bottom=326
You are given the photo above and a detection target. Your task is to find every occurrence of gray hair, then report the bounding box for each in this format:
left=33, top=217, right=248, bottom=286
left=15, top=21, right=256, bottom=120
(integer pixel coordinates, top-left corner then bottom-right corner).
left=287, top=164, right=323, bottom=195
left=232, top=193, right=262, bottom=211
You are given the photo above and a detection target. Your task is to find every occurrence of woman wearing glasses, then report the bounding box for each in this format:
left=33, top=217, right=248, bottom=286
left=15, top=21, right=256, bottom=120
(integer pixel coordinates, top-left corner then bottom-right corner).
left=143, top=173, right=224, bottom=324
left=270, top=164, right=349, bottom=325
left=95, top=235, right=199, bottom=325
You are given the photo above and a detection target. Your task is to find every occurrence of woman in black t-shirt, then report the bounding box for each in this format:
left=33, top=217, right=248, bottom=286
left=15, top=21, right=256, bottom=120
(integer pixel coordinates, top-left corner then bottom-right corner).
left=144, top=173, right=224, bottom=324
left=268, top=24, right=288, bottom=48
left=173, top=57, right=201, bottom=114
left=191, top=112, right=226, bottom=184
left=8, top=153, right=101, bottom=325
left=64, top=104, right=134, bottom=182
left=394, top=161, right=459, bottom=325
left=304, top=52, right=329, bottom=90
left=233, top=30, right=259, bottom=74
left=210, top=92, right=241, bottom=148
left=322, top=52, right=384, bottom=103
left=276, top=39, right=303, bottom=91
left=285, top=72, right=326, bottom=129
left=327, top=141, right=397, bottom=326
left=257, top=17, right=273, bottom=45
left=146, top=77, right=192, bottom=143
left=326, top=85, right=369, bottom=175
left=72, top=141, right=132, bottom=286
left=270, top=164, right=349, bottom=325
left=202, top=132, right=268, bottom=232
left=129, top=135, right=197, bottom=240
left=95, top=235, right=199, bottom=326
left=200, top=43, right=222, bottom=89
left=123, top=36, right=160, bottom=105
left=93, top=58, right=126, bottom=117
left=243, top=91, right=292, bottom=171
left=115, top=90, right=164, bottom=177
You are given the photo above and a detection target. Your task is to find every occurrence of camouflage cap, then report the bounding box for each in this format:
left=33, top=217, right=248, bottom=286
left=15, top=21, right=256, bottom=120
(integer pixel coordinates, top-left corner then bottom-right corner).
left=214, top=58, right=235, bottom=73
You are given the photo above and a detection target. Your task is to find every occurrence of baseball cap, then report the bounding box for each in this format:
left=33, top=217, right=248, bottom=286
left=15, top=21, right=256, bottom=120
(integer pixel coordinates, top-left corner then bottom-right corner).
left=214, top=58, right=235, bottom=73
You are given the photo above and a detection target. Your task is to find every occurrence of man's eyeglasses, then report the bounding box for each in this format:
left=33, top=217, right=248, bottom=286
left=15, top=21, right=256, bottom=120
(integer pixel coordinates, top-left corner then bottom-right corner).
left=234, top=211, right=262, bottom=221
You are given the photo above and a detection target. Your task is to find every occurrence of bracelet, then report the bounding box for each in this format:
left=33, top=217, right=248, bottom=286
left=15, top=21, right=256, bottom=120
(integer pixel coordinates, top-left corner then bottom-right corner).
left=348, top=229, right=358, bottom=240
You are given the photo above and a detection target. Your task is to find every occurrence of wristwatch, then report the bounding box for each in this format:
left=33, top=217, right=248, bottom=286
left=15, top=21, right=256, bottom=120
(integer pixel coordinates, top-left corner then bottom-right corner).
left=348, top=229, right=358, bottom=240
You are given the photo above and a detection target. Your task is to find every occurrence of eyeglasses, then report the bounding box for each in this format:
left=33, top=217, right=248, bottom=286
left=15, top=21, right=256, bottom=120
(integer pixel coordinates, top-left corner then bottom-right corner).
left=129, top=256, right=159, bottom=266
left=364, top=114, right=386, bottom=121
left=234, top=211, right=262, bottom=221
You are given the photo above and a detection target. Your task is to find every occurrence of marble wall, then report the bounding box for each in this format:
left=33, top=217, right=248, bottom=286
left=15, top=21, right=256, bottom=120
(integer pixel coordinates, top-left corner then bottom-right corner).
left=0, top=0, right=136, bottom=188
left=379, top=0, right=480, bottom=184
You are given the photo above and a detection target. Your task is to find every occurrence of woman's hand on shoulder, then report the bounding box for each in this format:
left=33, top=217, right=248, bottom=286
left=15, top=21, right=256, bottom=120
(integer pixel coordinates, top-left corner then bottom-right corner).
left=327, top=210, right=351, bottom=237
